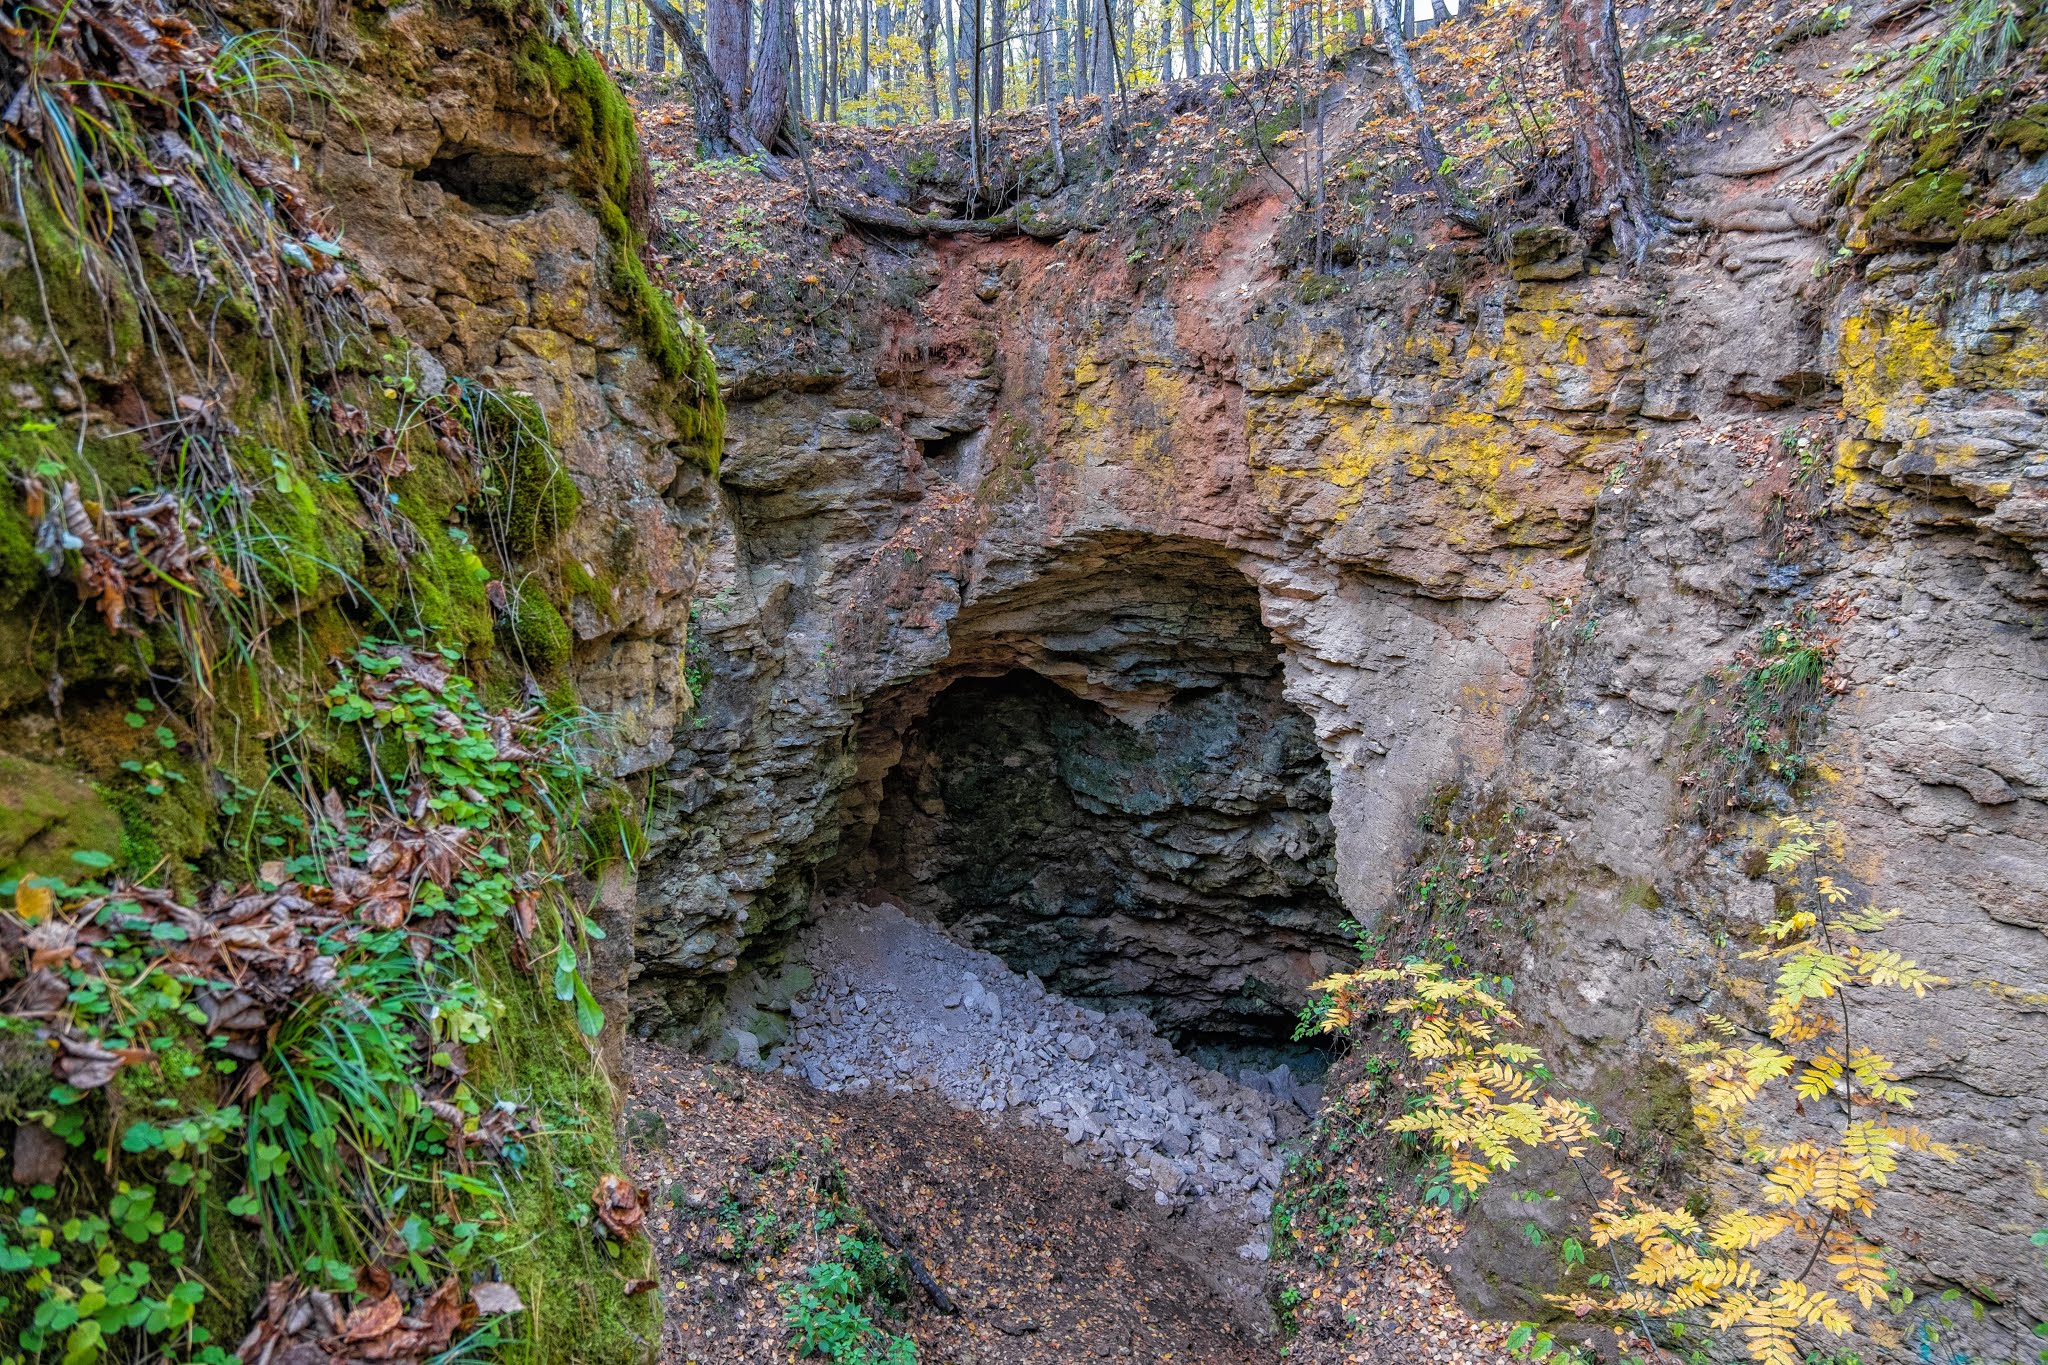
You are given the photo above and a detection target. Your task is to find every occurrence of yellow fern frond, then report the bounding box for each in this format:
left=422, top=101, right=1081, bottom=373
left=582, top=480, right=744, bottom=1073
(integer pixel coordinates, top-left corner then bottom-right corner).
left=1762, top=1153, right=1815, bottom=1206
left=1827, top=1240, right=1890, bottom=1310
left=1765, top=835, right=1819, bottom=874
left=1798, top=1052, right=1844, bottom=1100
left=1808, top=1151, right=1867, bottom=1214
left=1776, top=949, right=1852, bottom=1002
left=1851, top=948, right=1946, bottom=997
left=1740, top=1321, right=1800, bottom=1365
left=1707, top=1210, right=1792, bottom=1251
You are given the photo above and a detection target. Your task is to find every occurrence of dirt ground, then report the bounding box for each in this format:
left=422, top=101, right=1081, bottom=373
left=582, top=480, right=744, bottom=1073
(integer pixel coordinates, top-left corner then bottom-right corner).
left=621, top=1037, right=1280, bottom=1365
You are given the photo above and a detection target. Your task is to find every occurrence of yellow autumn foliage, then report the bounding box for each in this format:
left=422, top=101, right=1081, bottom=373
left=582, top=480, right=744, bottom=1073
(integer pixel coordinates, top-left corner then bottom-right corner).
left=1308, top=813, right=1955, bottom=1363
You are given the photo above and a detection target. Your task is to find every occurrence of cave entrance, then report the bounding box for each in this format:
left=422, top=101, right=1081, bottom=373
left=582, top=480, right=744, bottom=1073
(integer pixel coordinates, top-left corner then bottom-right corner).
left=830, top=536, right=1351, bottom=1081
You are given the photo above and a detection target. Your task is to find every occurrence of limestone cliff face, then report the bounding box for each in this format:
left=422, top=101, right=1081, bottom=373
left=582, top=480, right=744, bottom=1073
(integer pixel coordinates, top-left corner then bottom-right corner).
left=298, top=5, right=720, bottom=777
left=290, top=4, right=723, bottom=1064
left=637, top=96, right=2048, bottom=1348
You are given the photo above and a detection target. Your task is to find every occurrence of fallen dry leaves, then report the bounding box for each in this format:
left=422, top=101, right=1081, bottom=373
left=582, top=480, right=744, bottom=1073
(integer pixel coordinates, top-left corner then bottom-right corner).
left=19, top=477, right=240, bottom=635
left=236, top=1269, right=528, bottom=1365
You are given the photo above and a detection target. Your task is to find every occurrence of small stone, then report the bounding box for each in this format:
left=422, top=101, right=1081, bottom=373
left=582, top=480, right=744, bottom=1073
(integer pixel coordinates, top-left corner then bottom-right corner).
left=1063, top=1034, right=1098, bottom=1062
left=728, top=1029, right=764, bottom=1070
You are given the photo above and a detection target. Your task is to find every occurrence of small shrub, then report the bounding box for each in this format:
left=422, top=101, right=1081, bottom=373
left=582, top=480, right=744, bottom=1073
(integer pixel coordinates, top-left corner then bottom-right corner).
left=780, top=1234, right=917, bottom=1364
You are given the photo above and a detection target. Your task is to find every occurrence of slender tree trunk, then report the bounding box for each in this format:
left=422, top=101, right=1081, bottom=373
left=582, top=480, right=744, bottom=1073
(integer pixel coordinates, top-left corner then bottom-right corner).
left=647, top=9, right=669, bottom=67
left=1090, top=0, right=1114, bottom=95
left=807, top=0, right=820, bottom=117
left=1556, top=0, right=1656, bottom=260
left=1032, top=0, right=1066, bottom=179
left=949, top=0, right=966, bottom=115
left=1369, top=0, right=1453, bottom=205
left=1179, top=0, right=1196, bottom=76
left=1429, top=0, right=1449, bottom=25
left=828, top=0, right=841, bottom=119
left=648, top=0, right=747, bottom=153
left=747, top=0, right=796, bottom=143
left=969, top=0, right=984, bottom=198
left=1055, top=0, right=1072, bottom=92
left=1074, top=0, right=1091, bottom=93
left=921, top=0, right=943, bottom=117
left=983, top=0, right=999, bottom=111
left=706, top=0, right=752, bottom=107
left=859, top=0, right=872, bottom=113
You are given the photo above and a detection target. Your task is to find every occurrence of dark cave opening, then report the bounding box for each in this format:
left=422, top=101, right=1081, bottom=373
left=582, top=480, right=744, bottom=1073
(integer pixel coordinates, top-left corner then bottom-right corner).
left=853, top=663, right=1350, bottom=1076
left=415, top=149, right=546, bottom=215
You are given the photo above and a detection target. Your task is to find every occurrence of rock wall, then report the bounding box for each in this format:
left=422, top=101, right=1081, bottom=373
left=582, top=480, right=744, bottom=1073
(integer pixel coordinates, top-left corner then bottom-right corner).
left=300, top=6, right=720, bottom=778
left=0, top=2, right=718, bottom=1354
left=637, top=88, right=2048, bottom=1352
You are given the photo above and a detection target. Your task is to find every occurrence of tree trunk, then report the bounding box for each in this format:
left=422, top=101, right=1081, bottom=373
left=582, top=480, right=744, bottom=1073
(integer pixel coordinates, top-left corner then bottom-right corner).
left=969, top=0, right=984, bottom=200
left=1054, top=0, right=1070, bottom=92
left=706, top=0, right=751, bottom=108
left=859, top=0, right=872, bottom=112
left=1073, top=0, right=1090, bottom=93
left=1369, top=0, right=1453, bottom=206
left=922, top=0, right=943, bottom=117
left=747, top=0, right=796, bottom=145
left=828, top=0, right=841, bottom=120
left=789, top=7, right=804, bottom=110
left=1179, top=0, right=1196, bottom=76
left=988, top=0, right=1006, bottom=112
left=647, top=11, right=668, bottom=69
left=647, top=0, right=747, bottom=155
left=1090, top=0, right=1114, bottom=95
left=950, top=0, right=966, bottom=116
left=1556, top=0, right=1657, bottom=261
left=1429, top=0, right=1449, bottom=25
left=1032, top=0, right=1066, bottom=179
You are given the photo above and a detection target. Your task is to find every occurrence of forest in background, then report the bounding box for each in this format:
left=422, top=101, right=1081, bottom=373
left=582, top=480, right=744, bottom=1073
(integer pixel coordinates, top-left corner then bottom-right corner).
left=585, top=0, right=1464, bottom=133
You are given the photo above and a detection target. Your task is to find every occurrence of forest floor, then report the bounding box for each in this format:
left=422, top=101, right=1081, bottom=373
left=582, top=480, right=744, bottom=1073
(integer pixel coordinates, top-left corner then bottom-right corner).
left=621, top=1038, right=1279, bottom=1364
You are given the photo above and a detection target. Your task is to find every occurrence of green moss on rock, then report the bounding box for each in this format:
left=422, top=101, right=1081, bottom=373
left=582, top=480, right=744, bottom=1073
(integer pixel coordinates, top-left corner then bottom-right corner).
left=502, top=580, right=573, bottom=671
left=520, top=40, right=724, bottom=475
left=0, top=754, right=124, bottom=883
left=1961, top=186, right=2048, bottom=242
left=1865, top=169, right=1970, bottom=241
left=477, top=392, right=579, bottom=557
left=383, top=456, right=496, bottom=653
left=1991, top=101, right=2048, bottom=154
left=472, top=930, right=660, bottom=1364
